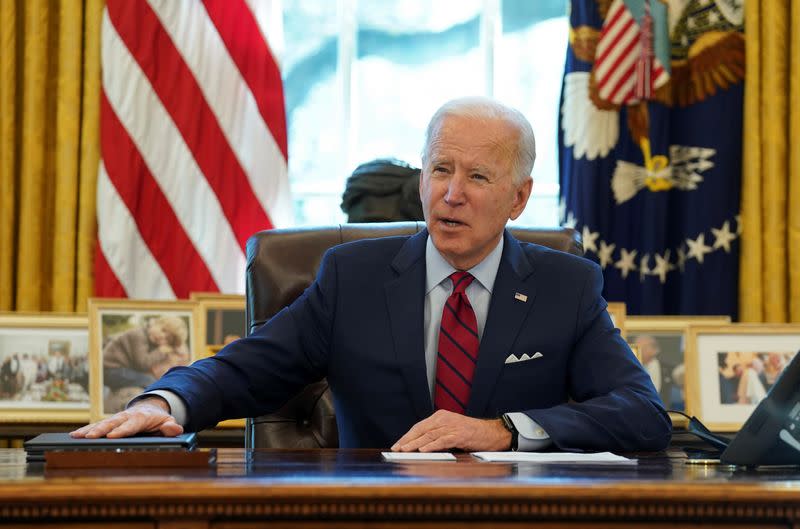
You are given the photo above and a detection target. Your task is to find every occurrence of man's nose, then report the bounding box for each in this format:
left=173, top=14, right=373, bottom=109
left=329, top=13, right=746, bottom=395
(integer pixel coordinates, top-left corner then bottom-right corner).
left=444, top=174, right=467, bottom=204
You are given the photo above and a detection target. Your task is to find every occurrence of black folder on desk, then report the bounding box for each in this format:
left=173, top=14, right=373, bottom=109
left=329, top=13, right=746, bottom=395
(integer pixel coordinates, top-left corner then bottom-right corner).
left=24, top=433, right=197, bottom=463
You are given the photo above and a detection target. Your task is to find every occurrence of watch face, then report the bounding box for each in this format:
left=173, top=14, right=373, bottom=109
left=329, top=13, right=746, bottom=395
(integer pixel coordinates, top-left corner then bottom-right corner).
left=501, top=414, right=516, bottom=434
left=501, top=414, right=518, bottom=451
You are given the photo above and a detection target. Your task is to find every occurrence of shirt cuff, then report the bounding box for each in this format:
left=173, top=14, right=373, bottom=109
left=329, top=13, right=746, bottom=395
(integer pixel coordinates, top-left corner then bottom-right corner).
left=128, top=390, right=188, bottom=426
left=507, top=412, right=552, bottom=451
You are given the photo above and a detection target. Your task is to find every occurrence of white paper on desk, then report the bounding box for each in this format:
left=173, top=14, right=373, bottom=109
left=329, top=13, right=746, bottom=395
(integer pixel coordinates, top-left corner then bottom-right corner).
left=381, top=452, right=456, bottom=461
left=471, top=451, right=636, bottom=464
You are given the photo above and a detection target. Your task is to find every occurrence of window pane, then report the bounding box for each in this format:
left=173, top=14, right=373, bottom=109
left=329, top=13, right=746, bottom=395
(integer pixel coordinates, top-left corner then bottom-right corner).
left=282, top=0, right=342, bottom=225
left=354, top=0, right=483, bottom=168
left=282, top=0, right=569, bottom=228
left=497, top=0, right=568, bottom=227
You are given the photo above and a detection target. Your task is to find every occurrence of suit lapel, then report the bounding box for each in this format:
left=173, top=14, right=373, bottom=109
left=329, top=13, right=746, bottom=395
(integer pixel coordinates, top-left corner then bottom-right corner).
left=385, top=230, right=432, bottom=421
left=467, top=231, right=537, bottom=417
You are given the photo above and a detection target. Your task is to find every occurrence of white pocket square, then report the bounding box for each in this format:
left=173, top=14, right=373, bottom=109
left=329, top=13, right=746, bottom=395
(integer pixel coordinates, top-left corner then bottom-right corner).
left=504, top=352, right=543, bottom=364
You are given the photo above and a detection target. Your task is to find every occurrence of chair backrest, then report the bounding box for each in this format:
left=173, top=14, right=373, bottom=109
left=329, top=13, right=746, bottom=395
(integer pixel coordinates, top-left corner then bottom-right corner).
left=244, top=222, right=583, bottom=448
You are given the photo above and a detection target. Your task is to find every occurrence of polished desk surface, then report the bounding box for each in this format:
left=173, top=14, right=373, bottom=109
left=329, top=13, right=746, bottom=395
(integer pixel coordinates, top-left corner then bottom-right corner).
left=1, top=448, right=799, bottom=527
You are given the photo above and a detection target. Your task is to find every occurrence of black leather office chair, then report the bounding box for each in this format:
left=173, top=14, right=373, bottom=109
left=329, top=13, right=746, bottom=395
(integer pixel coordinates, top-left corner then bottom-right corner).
left=244, top=222, right=583, bottom=449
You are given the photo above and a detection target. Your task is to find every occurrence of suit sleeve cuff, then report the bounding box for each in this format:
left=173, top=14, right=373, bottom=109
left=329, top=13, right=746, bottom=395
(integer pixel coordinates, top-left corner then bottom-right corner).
left=507, top=412, right=552, bottom=451
left=128, top=390, right=188, bottom=426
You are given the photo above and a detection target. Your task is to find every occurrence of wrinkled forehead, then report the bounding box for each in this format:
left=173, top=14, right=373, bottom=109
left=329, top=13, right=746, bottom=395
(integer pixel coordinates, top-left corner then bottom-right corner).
left=427, top=115, right=519, bottom=162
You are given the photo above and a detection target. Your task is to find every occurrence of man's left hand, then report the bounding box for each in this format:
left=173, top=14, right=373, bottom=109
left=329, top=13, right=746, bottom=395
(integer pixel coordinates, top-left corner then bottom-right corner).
left=391, top=410, right=511, bottom=452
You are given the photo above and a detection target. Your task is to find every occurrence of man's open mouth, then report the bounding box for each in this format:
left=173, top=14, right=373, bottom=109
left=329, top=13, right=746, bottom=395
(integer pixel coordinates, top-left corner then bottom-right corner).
left=440, top=217, right=465, bottom=227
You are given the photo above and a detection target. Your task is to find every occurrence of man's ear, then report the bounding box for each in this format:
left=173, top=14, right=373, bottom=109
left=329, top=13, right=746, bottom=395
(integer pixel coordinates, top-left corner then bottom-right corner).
left=509, top=177, right=533, bottom=220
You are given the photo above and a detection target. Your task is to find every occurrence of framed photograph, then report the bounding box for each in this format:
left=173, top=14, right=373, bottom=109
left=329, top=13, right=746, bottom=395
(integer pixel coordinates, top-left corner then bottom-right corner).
left=685, top=324, right=800, bottom=431
left=627, top=316, right=731, bottom=413
left=0, top=313, right=90, bottom=423
left=196, top=298, right=246, bottom=358
left=88, top=299, right=201, bottom=421
left=197, top=301, right=247, bottom=429
left=606, top=302, right=626, bottom=338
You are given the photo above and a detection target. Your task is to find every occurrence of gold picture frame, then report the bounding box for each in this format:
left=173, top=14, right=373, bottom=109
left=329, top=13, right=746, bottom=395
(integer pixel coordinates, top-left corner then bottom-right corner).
left=0, top=313, right=91, bottom=423
left=197, top=321, right=247, bottom=429
left=627, top=315, right=731, bottom=427
left=196, top=298, right=246, bottom=359
left=88, top=299, right=201, bottom=421
left=192, top=293, right=247, bottom=428
left=685, top=323, right=800, bottom=432
left=606, top=302, right=626, bottom=338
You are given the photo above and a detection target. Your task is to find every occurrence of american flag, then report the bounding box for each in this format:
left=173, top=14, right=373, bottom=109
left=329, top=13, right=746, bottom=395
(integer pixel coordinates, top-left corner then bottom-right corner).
left=560, top=0, right=744, bottom=317
left=95, top=0, right=291, bottom=299
left=593, top=0, right=668, bottom=105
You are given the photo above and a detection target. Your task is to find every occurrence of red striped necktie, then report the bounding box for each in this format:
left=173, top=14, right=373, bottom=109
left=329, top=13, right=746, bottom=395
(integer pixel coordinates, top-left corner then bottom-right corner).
left=434, top=271, right=479, bottom=414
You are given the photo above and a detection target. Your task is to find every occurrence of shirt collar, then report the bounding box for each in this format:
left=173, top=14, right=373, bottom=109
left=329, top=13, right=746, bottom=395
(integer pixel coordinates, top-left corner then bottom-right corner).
left=425, top=234, right=504, bottom=294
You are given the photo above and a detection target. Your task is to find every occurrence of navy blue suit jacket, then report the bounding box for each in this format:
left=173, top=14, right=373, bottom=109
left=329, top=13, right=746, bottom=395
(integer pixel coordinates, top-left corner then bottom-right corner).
left=150, top=229, right=671, bottom=451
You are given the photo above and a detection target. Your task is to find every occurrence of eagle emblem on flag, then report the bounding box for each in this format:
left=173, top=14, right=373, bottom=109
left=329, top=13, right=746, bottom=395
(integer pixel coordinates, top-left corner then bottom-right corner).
left=563, top=0, right=744, bottom=201
left=558, top=0, right=745, bottom=316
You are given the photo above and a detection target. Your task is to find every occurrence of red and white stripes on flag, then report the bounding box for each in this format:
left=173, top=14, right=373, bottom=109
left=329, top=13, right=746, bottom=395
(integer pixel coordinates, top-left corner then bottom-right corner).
left=593, top=0, right=669, bottom=105
left=95, top=0, right=291, bottom=299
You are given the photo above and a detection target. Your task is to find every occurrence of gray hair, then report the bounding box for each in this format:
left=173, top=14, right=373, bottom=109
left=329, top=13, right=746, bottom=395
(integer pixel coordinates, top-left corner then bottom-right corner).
left=422, top=97, right=536, bottom=185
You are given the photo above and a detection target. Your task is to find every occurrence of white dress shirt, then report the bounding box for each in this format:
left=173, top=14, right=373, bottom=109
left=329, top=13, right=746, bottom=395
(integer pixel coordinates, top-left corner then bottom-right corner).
left=424, top=236, right=550, bottom=450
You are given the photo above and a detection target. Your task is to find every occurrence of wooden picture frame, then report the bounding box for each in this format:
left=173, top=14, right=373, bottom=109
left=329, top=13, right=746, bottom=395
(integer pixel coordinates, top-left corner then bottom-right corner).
left=195, top=297, right=247, bottom=430
left=196, top=298, right=246, bottom=359
left=0, top=313, right=90, bottom=423
left=685, top=323, right=800, bottom=432
left=627, top=315, right=732, bottom=427
left=192, top=293, right=247, bottom=429
left=606, top=302, right=626, bottom=338
left=88, top=299, right=201, bottom=421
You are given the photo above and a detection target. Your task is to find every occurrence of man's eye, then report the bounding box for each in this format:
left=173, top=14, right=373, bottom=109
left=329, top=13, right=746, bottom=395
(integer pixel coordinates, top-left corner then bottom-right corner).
left=472, top=174, right=488, bottom=181
left=433, top=166, right=448, bottom=173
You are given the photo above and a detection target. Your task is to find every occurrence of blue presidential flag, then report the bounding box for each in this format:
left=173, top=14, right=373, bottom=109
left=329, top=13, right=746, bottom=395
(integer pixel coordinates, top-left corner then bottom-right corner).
left=558, top=0, right=745, bottom=317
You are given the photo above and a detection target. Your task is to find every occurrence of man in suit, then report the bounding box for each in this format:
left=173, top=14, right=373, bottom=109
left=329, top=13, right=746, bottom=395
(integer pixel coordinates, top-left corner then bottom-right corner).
left=73, top=97, right=671, bottom=452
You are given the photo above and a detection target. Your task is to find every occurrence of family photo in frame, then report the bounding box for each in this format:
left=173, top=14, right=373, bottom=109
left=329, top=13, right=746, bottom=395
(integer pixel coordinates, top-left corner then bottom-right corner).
left=191, top=293, right=246, bottom=359
left=88, top=299, right=200, bottom=420
left=191, top=293, right=246, bottom=427
left=0, top=314, right=90, bottom=423
left=685, top=324, right=800, bottom=431
left=627, top=316, right=731, bottom=413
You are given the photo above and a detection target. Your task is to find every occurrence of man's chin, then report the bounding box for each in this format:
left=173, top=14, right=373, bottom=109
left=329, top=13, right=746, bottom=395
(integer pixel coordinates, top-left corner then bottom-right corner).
left=430, top=227, right=467, bottom=248
left=430, top=237, right=470, bottom=265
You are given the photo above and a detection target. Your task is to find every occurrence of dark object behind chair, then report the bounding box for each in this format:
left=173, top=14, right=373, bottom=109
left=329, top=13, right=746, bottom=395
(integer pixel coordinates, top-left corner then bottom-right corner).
left=340, top=159, right=423, bottom=222
left=245, top=222, right=583, bottom=449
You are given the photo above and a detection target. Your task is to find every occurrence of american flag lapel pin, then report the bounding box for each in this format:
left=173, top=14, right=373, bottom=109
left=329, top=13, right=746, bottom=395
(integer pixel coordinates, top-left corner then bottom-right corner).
left=514, top=292, right=528, bottom=302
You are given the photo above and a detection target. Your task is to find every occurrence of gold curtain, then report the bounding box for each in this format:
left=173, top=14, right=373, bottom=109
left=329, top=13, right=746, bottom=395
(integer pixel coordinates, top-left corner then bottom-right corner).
left=740, top=1, right=800, bottom=323
left=0, top=0, right=104, bottom=313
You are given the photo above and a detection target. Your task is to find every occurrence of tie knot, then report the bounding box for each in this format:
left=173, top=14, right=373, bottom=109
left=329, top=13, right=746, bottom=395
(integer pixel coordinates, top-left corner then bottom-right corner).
left=449, top=271, right=474, bottom=294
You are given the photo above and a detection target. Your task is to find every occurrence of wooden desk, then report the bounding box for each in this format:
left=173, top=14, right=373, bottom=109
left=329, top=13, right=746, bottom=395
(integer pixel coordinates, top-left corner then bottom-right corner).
left=0, top=448, right=799, bottom=528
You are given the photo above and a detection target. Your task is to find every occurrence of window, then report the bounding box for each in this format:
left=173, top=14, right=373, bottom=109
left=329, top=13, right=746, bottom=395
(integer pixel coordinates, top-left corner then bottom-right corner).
left=281, top=0, right=568, bottom=227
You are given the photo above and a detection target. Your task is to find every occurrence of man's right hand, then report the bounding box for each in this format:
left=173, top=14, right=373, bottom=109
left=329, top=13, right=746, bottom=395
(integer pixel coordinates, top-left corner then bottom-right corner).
left=69, top=397, right=183, bottom=439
